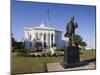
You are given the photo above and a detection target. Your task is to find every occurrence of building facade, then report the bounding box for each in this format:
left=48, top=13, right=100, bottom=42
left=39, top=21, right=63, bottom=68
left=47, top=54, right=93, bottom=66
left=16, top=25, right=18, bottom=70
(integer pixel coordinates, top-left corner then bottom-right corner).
left=24, top=22, right=63, bottom=51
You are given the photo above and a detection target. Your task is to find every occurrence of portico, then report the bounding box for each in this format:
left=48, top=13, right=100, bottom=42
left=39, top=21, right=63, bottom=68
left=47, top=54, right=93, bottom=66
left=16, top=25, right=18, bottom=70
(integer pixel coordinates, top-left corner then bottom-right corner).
left=24, top=21, right=62, bottom=51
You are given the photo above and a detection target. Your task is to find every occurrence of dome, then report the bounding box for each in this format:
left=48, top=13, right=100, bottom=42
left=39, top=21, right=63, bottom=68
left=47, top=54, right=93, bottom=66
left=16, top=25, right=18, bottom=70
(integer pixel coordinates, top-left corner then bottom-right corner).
left=40, top=21, right=46, bottom=27
left=32, top=21, right=62, bottom=32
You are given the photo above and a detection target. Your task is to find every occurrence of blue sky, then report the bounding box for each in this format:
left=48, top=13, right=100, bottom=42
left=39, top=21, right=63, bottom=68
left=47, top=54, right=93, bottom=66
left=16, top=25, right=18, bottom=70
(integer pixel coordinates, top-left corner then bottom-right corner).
left=12, top=0, right=96, bottom=49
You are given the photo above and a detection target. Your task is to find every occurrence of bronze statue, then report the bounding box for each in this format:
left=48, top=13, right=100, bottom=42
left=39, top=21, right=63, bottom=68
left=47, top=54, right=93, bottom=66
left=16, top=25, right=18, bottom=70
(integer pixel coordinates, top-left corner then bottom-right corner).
left=65, top=16, right=78, bottom=46
left=62, top=16, right=80, bottom=68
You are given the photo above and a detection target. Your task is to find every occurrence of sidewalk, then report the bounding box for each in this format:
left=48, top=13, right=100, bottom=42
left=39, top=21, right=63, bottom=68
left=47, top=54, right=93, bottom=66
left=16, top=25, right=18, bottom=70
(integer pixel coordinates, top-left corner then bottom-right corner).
left=47, top=62, right=95, bottom=72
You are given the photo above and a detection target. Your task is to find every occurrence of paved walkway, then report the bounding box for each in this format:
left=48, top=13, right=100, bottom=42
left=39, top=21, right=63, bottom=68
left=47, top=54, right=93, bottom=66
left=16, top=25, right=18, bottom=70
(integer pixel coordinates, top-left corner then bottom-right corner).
left=47, top=62, right=95, bottom=72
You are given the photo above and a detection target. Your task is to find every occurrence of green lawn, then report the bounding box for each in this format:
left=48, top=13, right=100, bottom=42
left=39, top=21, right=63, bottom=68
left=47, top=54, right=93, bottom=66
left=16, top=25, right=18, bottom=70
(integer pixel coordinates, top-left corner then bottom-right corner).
left=11, top=50, right=96, bottom=74
left=12, top=55, right=63, bottom=74
left=80, top=50, right=96, bottom=60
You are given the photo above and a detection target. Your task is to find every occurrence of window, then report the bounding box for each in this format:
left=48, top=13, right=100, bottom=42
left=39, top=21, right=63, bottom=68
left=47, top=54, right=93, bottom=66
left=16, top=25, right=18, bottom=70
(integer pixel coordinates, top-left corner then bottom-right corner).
left=29, top=35, right=31, bottom=40
left=51, top=34, right=53, bottom=41
left=30, top=42, right=32, bottom=47
left=44, top=33, right=46, bottom=41
left=51, top=34, right=53, bottom=47
left=35, top=33, right=38, bottom=40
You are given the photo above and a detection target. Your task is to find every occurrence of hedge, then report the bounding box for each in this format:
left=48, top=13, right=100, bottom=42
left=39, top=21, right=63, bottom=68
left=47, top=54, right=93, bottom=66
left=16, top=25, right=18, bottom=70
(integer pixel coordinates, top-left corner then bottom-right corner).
left=54, top=48, right=64, bottom=51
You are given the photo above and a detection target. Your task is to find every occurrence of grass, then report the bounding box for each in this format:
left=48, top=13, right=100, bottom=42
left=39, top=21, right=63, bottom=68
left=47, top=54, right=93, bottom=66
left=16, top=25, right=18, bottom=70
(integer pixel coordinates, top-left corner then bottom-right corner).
left=80, top=50, right=96, bottom=60
left=12, top=54, right=63, bottom=74
left=11, top=50, right=96, bottom=74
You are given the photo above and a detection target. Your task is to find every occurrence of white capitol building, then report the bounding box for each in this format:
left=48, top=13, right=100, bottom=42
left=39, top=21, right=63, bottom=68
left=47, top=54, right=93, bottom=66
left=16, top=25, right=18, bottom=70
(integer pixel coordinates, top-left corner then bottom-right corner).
left=24, top=21, right=66, bottom=51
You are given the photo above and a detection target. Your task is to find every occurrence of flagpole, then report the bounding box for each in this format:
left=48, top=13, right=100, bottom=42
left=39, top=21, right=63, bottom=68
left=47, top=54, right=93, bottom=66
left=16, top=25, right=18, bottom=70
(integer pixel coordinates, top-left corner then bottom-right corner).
left=46, top=8, right=49, bottom=26
left=46, top=8, right=50, bottom=49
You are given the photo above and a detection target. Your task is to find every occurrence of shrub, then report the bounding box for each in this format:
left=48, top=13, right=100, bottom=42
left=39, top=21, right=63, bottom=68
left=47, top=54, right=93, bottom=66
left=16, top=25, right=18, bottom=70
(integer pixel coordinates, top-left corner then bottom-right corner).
left=32, top=54, right=35, bottom=57
left=37, top=54, right=42, bottom=57
left=54, top=48, right=64, bottom=51
left=52, top=53, right=55, bottom=57
left=34, top=54, right=37, bottom=57
left=37, top=54, right=40, bottom=57
left=41, top=53, right=48, bottom=57
left=12, top=49, right=22, bottom=52
left=60, top=53, right=64, bottom=56
left=47, top=53, right=52, bottom=57
left=55, top=53, right=61, bottom=57
left=44, top=53, right=48, bottom=57
left=27, top=48, right=36, bottom=53
left=26, top=54, right=29, bottom=57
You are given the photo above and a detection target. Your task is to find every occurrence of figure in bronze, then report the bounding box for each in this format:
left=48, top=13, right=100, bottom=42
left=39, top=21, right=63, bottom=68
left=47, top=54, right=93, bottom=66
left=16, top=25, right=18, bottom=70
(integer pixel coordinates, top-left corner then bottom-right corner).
left=62, top=16, right=80, bottom=68
left=65, top=16, right=78, bottom=46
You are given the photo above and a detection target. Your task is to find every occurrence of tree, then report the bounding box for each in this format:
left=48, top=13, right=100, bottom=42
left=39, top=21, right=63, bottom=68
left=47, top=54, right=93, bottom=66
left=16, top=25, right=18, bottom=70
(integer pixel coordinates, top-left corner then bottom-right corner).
left=17, top=42, right=24, bottom=49
left=72, top=34, right=87, bottom=49
left=11, top=33, right=25, bottom=52
left=80, top=41, right=87, bottom=50
left=72, top=34, right=83, bottom=45
left=12, top=36, right=17, bottom=50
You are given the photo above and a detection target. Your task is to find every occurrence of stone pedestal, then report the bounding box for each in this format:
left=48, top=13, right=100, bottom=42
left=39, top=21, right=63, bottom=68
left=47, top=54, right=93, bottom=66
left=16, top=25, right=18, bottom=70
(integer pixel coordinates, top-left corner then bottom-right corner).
left=62, top=46, right=80, bottom=68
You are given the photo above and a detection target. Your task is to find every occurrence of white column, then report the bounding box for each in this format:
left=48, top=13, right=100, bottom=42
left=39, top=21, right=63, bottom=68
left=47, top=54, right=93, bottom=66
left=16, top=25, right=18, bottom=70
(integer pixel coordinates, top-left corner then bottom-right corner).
left=48, top=33, right=50, bottom=47
left=46, top=33, right=48, bottom=47
left=53, top=33, right=55, bottom=45
left=42, top=33, right=44, bottom=48
left=50, top=33, right=51, bottom=47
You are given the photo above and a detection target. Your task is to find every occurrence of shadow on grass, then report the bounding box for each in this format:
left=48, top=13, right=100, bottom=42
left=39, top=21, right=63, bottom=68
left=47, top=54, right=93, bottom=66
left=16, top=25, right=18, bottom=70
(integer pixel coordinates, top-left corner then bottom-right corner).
left=81, top=58, right=96, bottom=63
left=61, top=58, right=96, bottom=68
left=78, top=58, right=96, bottom=67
